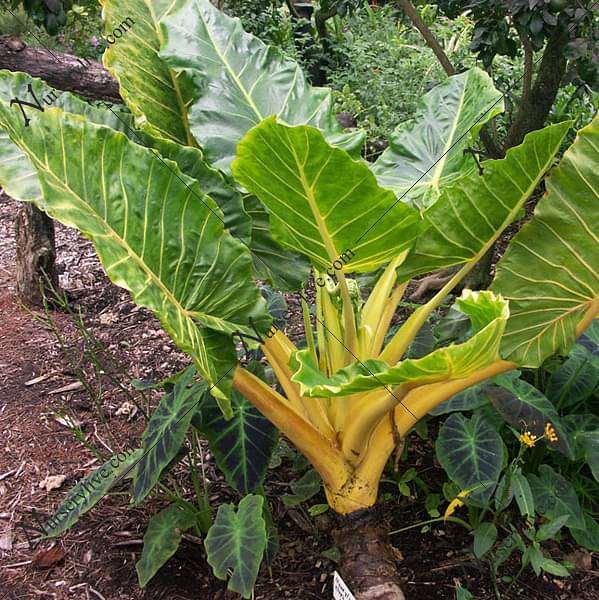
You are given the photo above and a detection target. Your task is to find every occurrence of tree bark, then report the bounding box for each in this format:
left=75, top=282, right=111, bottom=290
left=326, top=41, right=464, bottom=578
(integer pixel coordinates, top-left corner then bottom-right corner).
left=333, top=510, right=406, bottom=600
left=15, top=202, right=59, bottom=306
left=0, top=37, right=119, bottom=102
left=503, top=24, right=569, bottom=149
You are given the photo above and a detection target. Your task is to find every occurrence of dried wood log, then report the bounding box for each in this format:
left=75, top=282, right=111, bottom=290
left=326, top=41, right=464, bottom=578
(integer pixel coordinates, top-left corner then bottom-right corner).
left=0, top=37, right=120, bottom=102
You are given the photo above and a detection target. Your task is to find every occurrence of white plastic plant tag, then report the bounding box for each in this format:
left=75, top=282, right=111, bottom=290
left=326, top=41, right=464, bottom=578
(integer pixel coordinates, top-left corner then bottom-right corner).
left=333, top=571, right=356, bottom=600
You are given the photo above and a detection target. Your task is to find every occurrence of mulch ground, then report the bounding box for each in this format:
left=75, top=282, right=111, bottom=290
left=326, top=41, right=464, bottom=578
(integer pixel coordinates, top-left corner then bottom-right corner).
left=0, top=193, right=598, bottom=600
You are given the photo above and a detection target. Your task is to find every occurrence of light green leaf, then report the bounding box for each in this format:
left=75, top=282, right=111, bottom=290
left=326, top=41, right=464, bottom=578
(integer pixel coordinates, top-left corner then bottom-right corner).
left=138, top=131, right=252, bottom=244
left=136, top=503, right=197, bottom=587
left=194, top=389, right=279, bottom=495
left=490, top=374, right=573, bottom=459
left=102, top=0, right=197, bottom=146
left=0, top=70, right=132, bottom=204
left=233, top=117, right=420, bottom=274
left=132, top=369, right=206, bottom=504
left=372, top=68, right=504, bottom=210
left=436, top=413, right=503, bottom=503
left=243, top=195, right=310, bottom=290
left=511, top=469, right=535, bottom=518
left=539, top=557, right=570, bottom=577
left=205, top=494, right=267, bottom=599
left=473, top=522, right=497, bottom=558
left=290, top=290, right=508, bottom=397
left=0, top=102, right=271, bottom=409
left=492, top=116, right=599, bottom=367
left=44, top=449, right=143, bottom=537
left=527, top=465, right=585, bottom=530
left=161, top=0, right=364, bottom=170
left=396, top=122, right=570, bottom=282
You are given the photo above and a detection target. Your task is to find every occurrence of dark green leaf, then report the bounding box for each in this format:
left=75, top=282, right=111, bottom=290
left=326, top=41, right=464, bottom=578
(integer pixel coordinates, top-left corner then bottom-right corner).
left=490, top=374, right=573, bottom=458
left=136, top=503, right=197, bottom=587
left=429, top=382, right=493, bottom=416
left=527, top=465, right=585, bottom=529
left=535, top=515, right=570, bottom=542
left=282, top=469, right=322, bottom=506
left=436, top=413, right=503, bottom=503
left=570, top=513, right=599, bottom=551
left=512, top=470, right=535, bottom=518
left=196, top=390, right=279, bottom=495
left=132, top=370, right=206, bottom=503
left=44, top=449, right=142, bottom=537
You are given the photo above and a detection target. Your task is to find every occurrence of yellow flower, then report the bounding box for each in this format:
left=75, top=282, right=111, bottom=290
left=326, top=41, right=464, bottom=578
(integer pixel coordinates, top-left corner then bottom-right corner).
left=519, top=431, right=538, bottom=448
left=443, top=489, right=471, bottom=520
left=545, top=422, right=559, bottom=442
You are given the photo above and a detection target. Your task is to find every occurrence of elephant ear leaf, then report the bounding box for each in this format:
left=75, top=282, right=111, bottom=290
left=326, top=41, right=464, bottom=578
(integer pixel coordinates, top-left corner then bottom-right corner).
left=205, top=494, right=267, bottom=599
left=102, top=0, right=197, bottom=146
left=492, top=115, right=599, bottom=367
left=436, top=412, right=503, bottom=504
left=396, top=121, right=570, bottom=282
left=0, top=70, right=132, bottom=204
left=0, top=102, right=271, bottom=412
left=136, top=503, right=197, bottom=587
left=372, top=68, right=504, bottom=210
left=489, top=374, right=573, bottom=459
left=194, top=389, right=279, bottom=495
left=161, top=0, right=364, bottom=170
left=233, top=118, right=420, bottom=274
left=132, top=370, right=207, bottom=504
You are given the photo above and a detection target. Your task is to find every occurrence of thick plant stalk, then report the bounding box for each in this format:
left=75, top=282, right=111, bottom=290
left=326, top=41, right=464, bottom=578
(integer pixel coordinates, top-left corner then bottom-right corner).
left=333, top=510, right=406, bottom=600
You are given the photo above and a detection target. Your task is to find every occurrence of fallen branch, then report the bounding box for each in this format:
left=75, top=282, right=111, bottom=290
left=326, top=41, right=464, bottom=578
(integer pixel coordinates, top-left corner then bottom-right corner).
left=0, top=37, right=120, bottom=102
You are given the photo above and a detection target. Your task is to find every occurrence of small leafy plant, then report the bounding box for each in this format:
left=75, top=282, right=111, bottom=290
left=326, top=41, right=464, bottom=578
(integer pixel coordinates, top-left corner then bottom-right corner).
left=0, top=0, right=597, bottom=596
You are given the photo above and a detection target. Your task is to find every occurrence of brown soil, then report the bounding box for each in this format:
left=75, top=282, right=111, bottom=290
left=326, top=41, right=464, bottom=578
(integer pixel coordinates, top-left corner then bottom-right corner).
left=0, top=194, right=597, bottom=600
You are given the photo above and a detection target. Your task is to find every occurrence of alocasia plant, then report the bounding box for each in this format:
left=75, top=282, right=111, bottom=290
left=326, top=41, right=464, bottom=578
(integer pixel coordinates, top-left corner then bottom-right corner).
left=0, top=0, right=597, bottom=597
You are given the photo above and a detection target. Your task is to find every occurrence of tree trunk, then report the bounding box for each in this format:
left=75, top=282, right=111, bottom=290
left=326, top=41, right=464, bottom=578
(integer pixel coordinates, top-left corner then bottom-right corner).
left=503, top=24, right=569, bottom=149
left=333, top=510, right=406, bottom=600
left=0, top=37, right=120, bottom=102
left=15, top=202, right=59, bottom=306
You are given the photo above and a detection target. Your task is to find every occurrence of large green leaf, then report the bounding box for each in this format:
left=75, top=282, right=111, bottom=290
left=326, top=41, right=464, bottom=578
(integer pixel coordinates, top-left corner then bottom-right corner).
left=371, top=68, right=504, bottom=210
left=396, top=122, right=570, bottom=282
left=44, top=449, right=143, bottom=536
left=194, top=389, right=279, bottom=495
left=570, top=514, right=599, bottom=552
left=136, top=503, right=197, bottom=587
left=132, top=370, right=207, bottom=503
left=0, top=70, right=132, bottom=204
left=0, top=102, right=270, bottom=409
left=436, top=412, right=503, bottom=503
left=489, top=374, right=573, bottom=459
left=492, top=116, right=599, bottom=367
left=290, top=290, right=508, bottom=397
left=243, top=195, right=310, bottom=291
left=205, top=494, right=266, bottom=599
left=527, top=465, right=585, bottom=530
left=233, top=117, right=420, bottom=274
left=138, top=131, right=252, bottom=244
left=160, top=0, right=364, bottom=170
left=102, top=0, right=197, bottom=146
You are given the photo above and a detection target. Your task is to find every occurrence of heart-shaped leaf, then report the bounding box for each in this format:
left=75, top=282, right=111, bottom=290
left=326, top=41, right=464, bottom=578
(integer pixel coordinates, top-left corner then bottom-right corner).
left=436, top=412, right=503, bottom=503
left=205, top=494, right=267, bottom=599
left=136, top=503, right=197, bottom=587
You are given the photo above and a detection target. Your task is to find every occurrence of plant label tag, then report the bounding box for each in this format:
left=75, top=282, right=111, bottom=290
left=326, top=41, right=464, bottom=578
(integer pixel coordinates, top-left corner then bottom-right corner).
left=333, top=571, right=356, bottom=600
